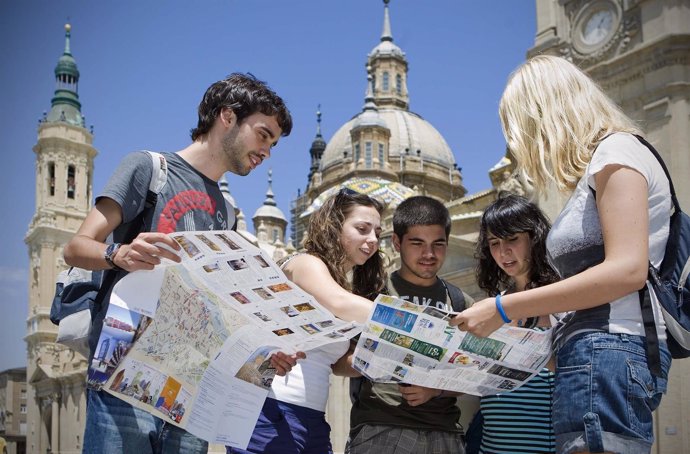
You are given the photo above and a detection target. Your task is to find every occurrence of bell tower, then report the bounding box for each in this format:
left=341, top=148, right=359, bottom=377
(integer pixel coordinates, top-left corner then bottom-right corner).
left=24, top=23, right=96, bottom=454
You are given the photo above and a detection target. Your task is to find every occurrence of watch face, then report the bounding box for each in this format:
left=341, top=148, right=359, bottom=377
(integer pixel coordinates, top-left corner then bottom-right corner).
left=582, top=9, right=614, bottom=46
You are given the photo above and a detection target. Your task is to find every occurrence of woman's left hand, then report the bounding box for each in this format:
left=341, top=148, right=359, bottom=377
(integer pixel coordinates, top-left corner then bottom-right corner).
left=270, top=351, right=307, bottom=376
left=450, top=298, right=504, bottom=337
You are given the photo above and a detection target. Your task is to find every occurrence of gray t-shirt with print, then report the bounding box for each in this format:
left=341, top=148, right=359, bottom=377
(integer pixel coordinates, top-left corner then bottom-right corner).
left=89, top=151, right=234, bottom=356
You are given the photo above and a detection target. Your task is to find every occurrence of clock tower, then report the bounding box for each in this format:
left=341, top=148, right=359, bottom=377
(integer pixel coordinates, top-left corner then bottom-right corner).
left=25, top=23, right=95, bottom=454
left=530, top=1, right=690, bottom=452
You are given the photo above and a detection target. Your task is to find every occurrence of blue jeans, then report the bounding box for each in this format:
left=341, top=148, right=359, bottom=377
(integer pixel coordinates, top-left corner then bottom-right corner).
left=83, top=389, right=207, bottom=454
left=227, top=398, right=333, bottom=454
left=553, top=332, right=670, bottom=454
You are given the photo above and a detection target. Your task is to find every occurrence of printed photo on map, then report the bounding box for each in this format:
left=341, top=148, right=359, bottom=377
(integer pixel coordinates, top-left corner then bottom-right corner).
left=267, top=283, right=292, bottom=293
left=173, top=235, right=201, bottom=258
left=87, top=304, right=143, bottom=388
left=155, top=376, right=182, bottom=416
left=109, top=357, right=163, bottom=406
left=273, top=328, right=294, bottom=336
left=230, top=291, right=252, bottom=305
left=235, top=346, right=276, bottom=390
left=300, top=323, right=320, bottom=335
left=253, top=288, right=274, bottom=300
left=195, top=234, right=222, bottom=252
left=214, top=233, right=241, bottom=250
left=168, top=387, right=192, bottom=423
left=280, top=306, right=299, bottom=317
left=293, top=302, right=315, bottom=312
left=253, top=254, right=270, bottom=268
left=316, top=320, right=334, bottom=329
left=228, top=258, right=249, bottom=271
left=253, top=311, right=271, bottom=322
left=203, top=262, right=221, bottom=273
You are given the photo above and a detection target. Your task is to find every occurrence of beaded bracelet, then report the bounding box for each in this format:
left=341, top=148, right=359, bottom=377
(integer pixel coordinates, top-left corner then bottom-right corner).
left=495, top=294, right=512, bottom=323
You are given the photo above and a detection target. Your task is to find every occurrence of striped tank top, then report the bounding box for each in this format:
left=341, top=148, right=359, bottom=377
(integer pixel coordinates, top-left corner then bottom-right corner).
left=478, top=366, right=555, bottom=453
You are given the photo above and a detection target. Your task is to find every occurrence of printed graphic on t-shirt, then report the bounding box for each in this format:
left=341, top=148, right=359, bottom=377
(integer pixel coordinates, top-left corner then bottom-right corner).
left=157, top=190, right=226, bottom=233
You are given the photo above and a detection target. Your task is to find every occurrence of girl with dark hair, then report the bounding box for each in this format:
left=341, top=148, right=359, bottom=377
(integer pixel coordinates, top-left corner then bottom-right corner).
left=470, top=193, right=558, bottom=454
left=228, top=188, right=385, bottom=454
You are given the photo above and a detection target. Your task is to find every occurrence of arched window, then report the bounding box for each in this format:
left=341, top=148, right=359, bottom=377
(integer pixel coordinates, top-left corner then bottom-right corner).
left=67, top=165, right=76, bottom=199
left=382, top=72, right=389, bottom=92
left=48, top=162, right=55, bottom=196
left=354, top=143, right=360, bottom=163
left=396, top=74, right=402, bottom=95
left=378, top=143, right=385, bottom=168
left=365, top=142, right=373, bottom=168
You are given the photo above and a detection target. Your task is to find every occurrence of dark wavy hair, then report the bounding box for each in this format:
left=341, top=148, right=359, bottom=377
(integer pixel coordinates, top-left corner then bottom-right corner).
left=190, top=73, right=293, bottom=141
left=475, top=193, right=560, bottom=297
left=304, top=189, right=387, bottom=300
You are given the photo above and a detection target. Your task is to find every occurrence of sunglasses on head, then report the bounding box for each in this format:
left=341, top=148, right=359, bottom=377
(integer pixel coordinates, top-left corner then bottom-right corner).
left=338, top=187, right=360, bottom=197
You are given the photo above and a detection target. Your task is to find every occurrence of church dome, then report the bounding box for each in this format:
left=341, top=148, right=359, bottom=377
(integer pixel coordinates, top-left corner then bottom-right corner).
left=253, top=203, right=286, bottom=222
left=320, top=108, right=457, bottom=171
left=368, top=39, right=405, bottom=60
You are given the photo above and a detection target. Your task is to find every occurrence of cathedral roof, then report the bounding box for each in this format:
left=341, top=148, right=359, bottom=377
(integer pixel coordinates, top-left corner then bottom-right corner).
left=319, top=0, right=457, bottom=172
left=320, top=108, right=457, bottom=171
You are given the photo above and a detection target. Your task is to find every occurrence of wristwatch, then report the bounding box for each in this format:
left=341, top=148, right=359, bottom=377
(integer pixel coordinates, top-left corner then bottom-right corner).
left=104, top=243, right=122, bottom=270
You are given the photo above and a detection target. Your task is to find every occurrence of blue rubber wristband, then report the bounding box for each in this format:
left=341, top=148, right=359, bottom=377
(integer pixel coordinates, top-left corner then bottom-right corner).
left=495, top=294, right=511, bottom=323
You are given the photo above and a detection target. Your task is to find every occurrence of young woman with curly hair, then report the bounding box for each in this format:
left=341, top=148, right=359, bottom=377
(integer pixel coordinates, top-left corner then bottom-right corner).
left=468, top=193, right=559, bottom=454
left=228, top=188, right=386, bottom=454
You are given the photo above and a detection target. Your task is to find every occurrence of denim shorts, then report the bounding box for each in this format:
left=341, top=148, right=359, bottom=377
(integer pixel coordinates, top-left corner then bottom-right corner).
left=553, top=332, right=670, bottom=454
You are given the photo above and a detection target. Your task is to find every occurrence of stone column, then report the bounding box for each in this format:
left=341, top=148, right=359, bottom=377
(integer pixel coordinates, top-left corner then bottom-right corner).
left=50, top=393, right=60, bottom=454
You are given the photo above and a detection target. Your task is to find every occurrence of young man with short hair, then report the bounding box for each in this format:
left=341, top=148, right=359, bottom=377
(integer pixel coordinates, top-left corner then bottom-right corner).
left=345, top=196, right=472, bottom=454
left=64, top=73, right=295, bottom=454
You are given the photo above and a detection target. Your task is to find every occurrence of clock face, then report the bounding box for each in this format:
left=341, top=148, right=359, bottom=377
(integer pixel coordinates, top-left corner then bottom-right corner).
left=572, top=1, right=621, bottom=54
left=582, top=9, right=615, bottom=46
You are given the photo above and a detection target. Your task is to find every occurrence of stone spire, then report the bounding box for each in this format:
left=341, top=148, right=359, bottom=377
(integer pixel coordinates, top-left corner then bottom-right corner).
left=47, top=23, right=84, bottom=126
left=381, top=0, right=393, bottom=42
left=308, top=105, right=326, bottom=182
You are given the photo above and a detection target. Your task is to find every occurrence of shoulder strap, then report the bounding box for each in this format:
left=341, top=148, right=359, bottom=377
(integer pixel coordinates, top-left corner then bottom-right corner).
left=441, top=278, right=466, bottom=312
left=633, top=135, right=680, bottom=215
left=146, top=151, right=168, bottom=195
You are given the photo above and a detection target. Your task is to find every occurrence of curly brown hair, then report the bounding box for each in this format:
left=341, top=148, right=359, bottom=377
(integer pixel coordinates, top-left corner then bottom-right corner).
left=304, top=189, right=387, bottom=300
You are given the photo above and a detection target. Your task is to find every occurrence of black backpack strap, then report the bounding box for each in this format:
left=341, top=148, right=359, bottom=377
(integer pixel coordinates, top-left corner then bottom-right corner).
left=633, top=136, right=674, bottom=377
left=441, top=279, right=467, bottom=312
left=640, top=284, right=662, bottom=377
left=633, top=135, right=680, bottom=215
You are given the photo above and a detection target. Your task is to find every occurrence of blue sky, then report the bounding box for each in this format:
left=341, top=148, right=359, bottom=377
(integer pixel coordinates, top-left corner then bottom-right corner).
left=0, top=1, right=535, bottom=371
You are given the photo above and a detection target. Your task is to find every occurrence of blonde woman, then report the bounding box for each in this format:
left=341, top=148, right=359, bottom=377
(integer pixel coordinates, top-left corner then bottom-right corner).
left=453, top=55, right=672, bottom=454
left=229, top=189, right=385, bottom=454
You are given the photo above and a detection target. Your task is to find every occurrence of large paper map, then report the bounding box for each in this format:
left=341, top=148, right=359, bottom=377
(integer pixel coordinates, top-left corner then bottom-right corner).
left=86, top=230, right=360, bottom=448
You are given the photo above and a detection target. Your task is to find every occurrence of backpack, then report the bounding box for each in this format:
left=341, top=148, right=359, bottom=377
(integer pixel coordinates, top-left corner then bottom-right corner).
left=50, top=151, right=168, bottom=357
left=634, top=136, right=690, bottom=375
